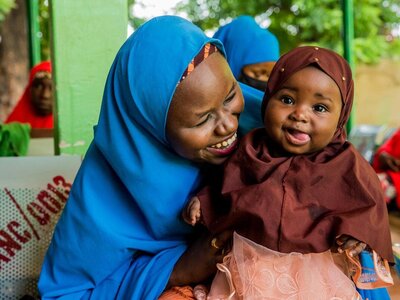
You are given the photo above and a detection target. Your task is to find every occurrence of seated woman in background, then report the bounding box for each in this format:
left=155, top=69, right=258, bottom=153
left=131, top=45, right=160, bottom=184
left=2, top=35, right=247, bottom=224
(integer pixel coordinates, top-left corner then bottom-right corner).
left=213, top=15, right=280, bottom=92
left=5, top=61, right=53, bottom=130
left=372, top=128, right=400, bottom=211
left=213, top=15, right=279, bottom=135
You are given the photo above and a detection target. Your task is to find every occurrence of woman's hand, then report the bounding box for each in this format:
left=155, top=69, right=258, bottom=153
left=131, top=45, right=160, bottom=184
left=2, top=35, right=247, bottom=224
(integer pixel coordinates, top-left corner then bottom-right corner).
left=379, top=151, right=400, bottom=172
left=167, top=230, right=232, bottom=288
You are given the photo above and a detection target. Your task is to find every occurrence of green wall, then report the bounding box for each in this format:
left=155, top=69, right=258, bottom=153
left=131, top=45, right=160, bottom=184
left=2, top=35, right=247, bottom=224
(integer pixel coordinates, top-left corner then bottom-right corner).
left=50, top=0, right=128, bottom=155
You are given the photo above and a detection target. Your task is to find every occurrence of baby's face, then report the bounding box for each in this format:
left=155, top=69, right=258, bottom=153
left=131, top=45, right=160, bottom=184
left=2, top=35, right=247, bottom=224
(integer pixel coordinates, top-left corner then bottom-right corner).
left=166, top=52, right=244, bottom=165
left=264, top=66, right=342, bottom=156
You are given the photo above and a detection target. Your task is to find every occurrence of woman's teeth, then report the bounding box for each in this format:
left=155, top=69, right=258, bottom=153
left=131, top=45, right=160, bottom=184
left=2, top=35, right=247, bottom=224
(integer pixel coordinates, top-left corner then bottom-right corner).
left=211, top=133, right=237, bottom=149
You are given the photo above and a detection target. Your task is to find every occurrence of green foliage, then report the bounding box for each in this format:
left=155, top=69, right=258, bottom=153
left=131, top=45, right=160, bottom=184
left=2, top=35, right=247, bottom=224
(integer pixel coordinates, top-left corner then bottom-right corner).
left=169, top=0, right=400, bottom=64
left=127, top=0, right=150, bottom=30
left=39, top=0, right=50, bottom=60
left=389, top=37, right=400, bottom=60
left=0, top=0, right=15, bottom=22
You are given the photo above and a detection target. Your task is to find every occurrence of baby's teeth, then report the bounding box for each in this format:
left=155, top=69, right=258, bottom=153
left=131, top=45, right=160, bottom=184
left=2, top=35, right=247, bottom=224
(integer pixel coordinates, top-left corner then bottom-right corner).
left=222, top=141, right=228, bottom=147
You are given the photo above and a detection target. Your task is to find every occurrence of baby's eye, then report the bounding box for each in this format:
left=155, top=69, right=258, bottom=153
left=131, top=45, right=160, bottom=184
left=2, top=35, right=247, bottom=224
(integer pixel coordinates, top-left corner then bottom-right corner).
left=314, top=104, right=328, bottom=113
left=281, top=96, right=293, bottom=105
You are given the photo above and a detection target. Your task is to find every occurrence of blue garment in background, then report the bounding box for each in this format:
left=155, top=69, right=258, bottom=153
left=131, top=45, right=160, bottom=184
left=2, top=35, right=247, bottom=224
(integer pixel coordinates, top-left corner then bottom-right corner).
left=38, top=15, right=264, bottom=300
left=213, top=15, right=280, bottom=79
left=238, top=82, right=264, bottom=137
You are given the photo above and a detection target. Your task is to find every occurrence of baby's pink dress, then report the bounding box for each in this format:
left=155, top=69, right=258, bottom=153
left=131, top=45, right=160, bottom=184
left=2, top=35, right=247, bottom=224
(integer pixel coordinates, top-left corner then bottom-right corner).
left=207, top=232, right=361, bottom=300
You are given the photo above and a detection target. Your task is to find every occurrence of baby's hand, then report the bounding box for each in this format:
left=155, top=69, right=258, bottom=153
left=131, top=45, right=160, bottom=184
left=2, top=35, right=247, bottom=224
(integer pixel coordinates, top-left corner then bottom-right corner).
left=335, top=234, right=366, bottom=257
left=182, top=196, right=201, bottom=226
left=193, top=284, right=209, bottom=300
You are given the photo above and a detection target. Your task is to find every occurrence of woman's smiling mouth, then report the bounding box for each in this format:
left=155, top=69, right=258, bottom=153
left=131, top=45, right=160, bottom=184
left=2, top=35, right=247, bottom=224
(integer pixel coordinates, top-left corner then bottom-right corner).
left=207, top=133, right=238, bottom=156
left=210, top=133, right=237, bottom=149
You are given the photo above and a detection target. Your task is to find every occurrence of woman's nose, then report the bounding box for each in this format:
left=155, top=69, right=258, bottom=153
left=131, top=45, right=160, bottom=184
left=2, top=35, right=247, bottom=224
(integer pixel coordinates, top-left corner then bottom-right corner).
left=42, top=85, right=52, bottom=98
left=215, top=112, right=237, bottom=136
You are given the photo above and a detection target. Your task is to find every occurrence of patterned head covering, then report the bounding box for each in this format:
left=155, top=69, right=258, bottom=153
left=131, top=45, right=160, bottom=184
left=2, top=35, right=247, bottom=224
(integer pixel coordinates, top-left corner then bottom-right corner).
left=180, top=43, right=218, bottom=82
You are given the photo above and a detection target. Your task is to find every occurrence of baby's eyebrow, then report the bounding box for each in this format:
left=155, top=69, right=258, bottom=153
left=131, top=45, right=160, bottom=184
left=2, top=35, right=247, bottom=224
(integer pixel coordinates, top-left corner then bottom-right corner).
left=278, top=86, right=297, bottom=92
left=314, top=92, right=333, bottom=102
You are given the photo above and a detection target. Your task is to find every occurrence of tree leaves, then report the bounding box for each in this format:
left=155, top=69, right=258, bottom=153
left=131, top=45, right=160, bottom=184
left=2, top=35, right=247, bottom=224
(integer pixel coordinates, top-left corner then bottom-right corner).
left=167, top=0, right=400, bottom=64
left=0, top=0, right=15, bottom=22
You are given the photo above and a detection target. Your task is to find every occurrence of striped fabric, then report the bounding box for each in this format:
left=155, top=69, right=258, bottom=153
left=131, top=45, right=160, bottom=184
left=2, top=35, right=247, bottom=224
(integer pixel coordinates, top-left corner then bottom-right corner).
left=180, top=43, right=218, bottom=82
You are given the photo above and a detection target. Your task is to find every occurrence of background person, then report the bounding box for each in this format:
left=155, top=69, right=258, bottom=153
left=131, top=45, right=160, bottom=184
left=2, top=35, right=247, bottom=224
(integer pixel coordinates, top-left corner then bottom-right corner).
left=373, top=128, right=400, bottom=211
left=213, top=15, right=280, bottom=92
left=5, top=61, right=53, bottom=129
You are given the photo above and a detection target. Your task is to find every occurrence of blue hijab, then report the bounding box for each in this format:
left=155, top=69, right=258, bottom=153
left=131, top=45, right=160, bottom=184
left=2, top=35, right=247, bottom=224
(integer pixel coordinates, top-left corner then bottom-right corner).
left=213, top=15, right=280, bottom=79
left=238, top=82, right=264, bottom=135
left=38, top=16, right=226, bottom=299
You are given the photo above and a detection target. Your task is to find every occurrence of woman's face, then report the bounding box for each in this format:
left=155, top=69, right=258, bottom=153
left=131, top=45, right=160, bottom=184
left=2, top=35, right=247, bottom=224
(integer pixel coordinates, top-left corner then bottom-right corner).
left=30, top=74, right=53, bottom=116
left=166, top=52, right=244, bottom=165
left=242, top=61, right=276, bottom=82
left=264, top=66, right=342, bottom=156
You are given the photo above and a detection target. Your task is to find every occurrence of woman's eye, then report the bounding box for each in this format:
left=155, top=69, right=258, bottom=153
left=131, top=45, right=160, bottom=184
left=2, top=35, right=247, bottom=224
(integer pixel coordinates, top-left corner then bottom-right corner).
left=223, top=93, right=235, bottom=105
left=281, top=96, right=293, bottom=105
left=195, top=114, right=211, bottom=127
left=314, top=104, right=328, bottom=113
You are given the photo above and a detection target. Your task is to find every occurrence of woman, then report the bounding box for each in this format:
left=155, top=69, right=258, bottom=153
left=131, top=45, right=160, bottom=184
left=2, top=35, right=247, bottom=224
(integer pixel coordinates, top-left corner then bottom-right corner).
left=5, top=61, right=53, bottom=129
left=373, top=129, right=400, bottom=211
left=38, top=16, right=260, bottom=299
left=213, top=15, right=280, bottom=92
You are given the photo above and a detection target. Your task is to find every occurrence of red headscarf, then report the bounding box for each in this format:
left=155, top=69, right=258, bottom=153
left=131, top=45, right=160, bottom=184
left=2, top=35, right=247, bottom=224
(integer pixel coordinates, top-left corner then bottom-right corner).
left=372, top=129, right=400, bottom=208
left=199, top=46, right=394, bottom=263
left=5, top=61, right=53, bottom=129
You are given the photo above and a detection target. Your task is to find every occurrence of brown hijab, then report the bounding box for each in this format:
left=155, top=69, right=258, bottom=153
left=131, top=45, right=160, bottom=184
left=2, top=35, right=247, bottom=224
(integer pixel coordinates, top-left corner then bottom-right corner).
left=199, top=46, right=394, bottom=262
